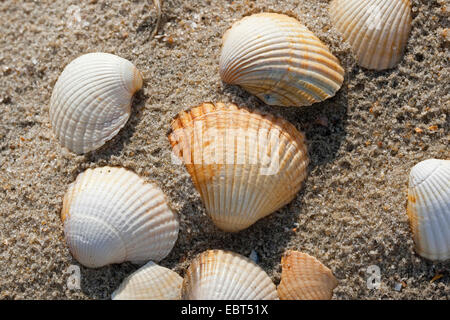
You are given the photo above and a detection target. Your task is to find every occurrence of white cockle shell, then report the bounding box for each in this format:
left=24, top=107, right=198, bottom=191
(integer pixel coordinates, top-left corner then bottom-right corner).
left=50, top=52, right=143, bottom=154
left=61, top=166, right=179, bottom=268
left=181, top=250, right=279, bottom=300
left=329, top=0, right=412, bottom=70
left=407, top=159, right=450, bottom=261
left=112, top=261, right=183, bottom=300
left=219, top=13, right=344, bottom=107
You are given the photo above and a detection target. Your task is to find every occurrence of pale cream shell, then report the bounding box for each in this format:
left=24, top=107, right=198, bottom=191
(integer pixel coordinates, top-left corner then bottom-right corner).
left=50, top=52, right=143, bottom=154
left=168, top=102, right=309, bottom=232
left=182, top=250, right=278, bottom=300
left=277, top=251, right=338, bottom=300
left=220, top=13, right=344, bottom=107
left=62, top=166, right=179, bottom=268
left=112, top=261, right=183, bottom=300
left=329, top=0, right=412, bottom=70
left=407, top=159, right=450, bottom=261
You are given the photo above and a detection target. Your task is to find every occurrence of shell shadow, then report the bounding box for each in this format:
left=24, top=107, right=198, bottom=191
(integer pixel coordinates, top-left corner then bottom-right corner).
left=77, top=261, right=137, bottom=300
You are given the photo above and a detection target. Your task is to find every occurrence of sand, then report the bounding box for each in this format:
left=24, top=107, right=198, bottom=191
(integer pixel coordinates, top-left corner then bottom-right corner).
left=0, top=0, right=448, bottom=300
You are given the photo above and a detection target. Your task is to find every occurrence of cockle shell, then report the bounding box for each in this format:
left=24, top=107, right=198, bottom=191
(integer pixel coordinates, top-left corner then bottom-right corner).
left=329, top=0, right=412, bottom=70
left=277, top=251, right=338, bottom=300
left=61, top=166, right=179, bottom=268
left=112, top=261, right=183, bottom=300
left=50, top=52, right=143, bottom=154
left=168, top=102, right=309, bottom=232
left=181, top=250, right=278, bottom=300
left=219, top=13, right=344, bottom=107
left=407, top=159, right=450, bottom=261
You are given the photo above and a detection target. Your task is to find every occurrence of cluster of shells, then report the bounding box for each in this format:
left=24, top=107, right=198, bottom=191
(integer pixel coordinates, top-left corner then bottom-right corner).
left=47, top=0, right=449, bottom=300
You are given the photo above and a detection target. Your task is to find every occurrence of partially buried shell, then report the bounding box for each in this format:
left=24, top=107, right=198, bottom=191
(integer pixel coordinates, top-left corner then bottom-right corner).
left=329, top=0, right=412, bottom=70
left=219, top=13, right=344, bottom=107
left=50, top=52, right=143, bottom=154
left=407, top=159, right=450, bottom=261
left=277, top=251, right=338, bottom=300
left=62, top=166, right=179, bottom=268
left=182, top=250, right=278, bottom=300
left=168, top=102, right=309, bottom=232
left=112, top=261, right=183, bottom=300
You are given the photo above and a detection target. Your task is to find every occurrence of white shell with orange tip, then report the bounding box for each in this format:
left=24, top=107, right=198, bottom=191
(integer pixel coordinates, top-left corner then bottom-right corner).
left=329, top=0, right=412, bottom=70
left=168, top=102, right=309, bottom=232
left=181, top=250, right=278, bottom=300
left=112, top=261, right=183, bottom=300
left=50, top=52, right=143, bottom=154
left=62, top=166, right=179, bottom=268
left=220, top=13, right=344, bottom=107
left=407, top=159, right=450, bottom=261
left=277, top=251, right=338, bottom=300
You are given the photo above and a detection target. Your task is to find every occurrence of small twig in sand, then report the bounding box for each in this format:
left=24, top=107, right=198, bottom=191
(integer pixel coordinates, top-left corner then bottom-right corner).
left=151, top=0, right=162, bottom=38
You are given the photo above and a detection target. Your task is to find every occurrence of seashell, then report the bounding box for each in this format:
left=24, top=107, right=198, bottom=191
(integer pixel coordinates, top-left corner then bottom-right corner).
left=277, top=251, right=338, bottom=300
left=329, top=0, right=412, bottom=70
left=181, top=250, right=278, bottom=300
left=407, top=159, right=450, bottom=261
left=168, top=102, right=309, bottom=232
left=50, top=52, right=143, bottom=154
left=219, top=13, right=344, bottom=107
left=112, top=261, right=183, bottom=300
left=61, top=166, right=179, bottom=268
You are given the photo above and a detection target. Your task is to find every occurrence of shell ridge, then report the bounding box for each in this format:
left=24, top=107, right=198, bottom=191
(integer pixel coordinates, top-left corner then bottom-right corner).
left=66, top=82, right=129, bottom=152
left=84, top=84, right=132, bottom=151
left=66, top=213, right=128, bottom=266
left=221, top=36, right=336, bottom=80
left=57, top=79, right=123, bottom=152
left=365, top=0, right=403, bottom=69
left=347, top=1, right=387, bottom=67
left=235, top=114, right=260, bottom=228
left=237, top=118, right=268, bottom=229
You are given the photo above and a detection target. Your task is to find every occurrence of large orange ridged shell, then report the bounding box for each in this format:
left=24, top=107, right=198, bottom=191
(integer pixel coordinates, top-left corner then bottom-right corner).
left=277, top=251, right=338, bottom=300
left=181, top=250, right=278, bottom=300
left=168, top=102, right=309, bottom=232
left=219, top=13, right=344, bottom=107
left=329, top=0, right=412, bottom=70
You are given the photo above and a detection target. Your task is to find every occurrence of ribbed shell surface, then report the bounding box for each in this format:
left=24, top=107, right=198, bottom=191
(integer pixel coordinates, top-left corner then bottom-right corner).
left=62, top=167, right=179, bottom=268
left=219, top=13, right=344, bottom=107
left=277, top=251, right=338, bottom=300
left=168, top=102, right=309, bottom=232
left=329, top=0, right=412, bottom=70
left=50, top=52, right=143, bottom=154
left=181, top=250, right=278, bottom=300
left=112, top=261, right=183, bottom=300
left=407, top=159, right=450, bottom=261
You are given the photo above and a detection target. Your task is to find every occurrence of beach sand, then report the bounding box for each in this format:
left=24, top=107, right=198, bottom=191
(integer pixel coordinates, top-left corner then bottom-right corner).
left=0, top=0, right=448, bottom=299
